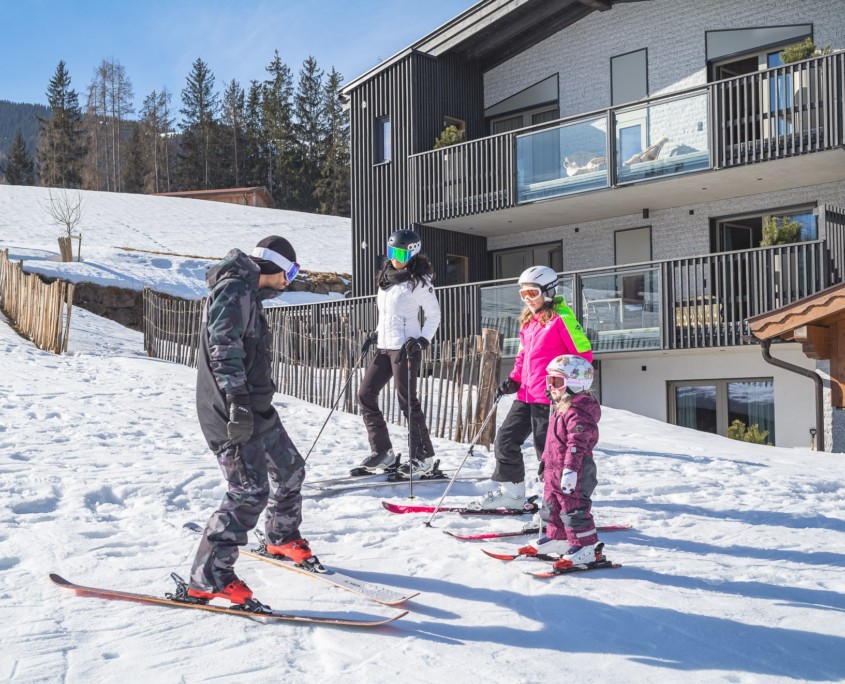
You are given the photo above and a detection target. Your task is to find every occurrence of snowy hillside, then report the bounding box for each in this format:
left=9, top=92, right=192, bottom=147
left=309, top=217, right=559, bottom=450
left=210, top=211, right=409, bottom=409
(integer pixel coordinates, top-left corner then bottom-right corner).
left=0, top=185, right=351, bottom=302
left=2, top=306, right=845, bottom=682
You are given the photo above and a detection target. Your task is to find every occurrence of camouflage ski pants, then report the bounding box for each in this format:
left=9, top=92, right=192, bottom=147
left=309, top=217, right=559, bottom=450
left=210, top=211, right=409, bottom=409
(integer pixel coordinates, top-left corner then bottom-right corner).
left=189, top=417, right=305, bottom=592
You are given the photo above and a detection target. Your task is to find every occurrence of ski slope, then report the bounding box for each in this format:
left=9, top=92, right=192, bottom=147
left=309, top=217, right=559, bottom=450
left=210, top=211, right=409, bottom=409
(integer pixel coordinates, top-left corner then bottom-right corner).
left=0, top=185, right=351, bottom=302
left=1, top=306, right=844, bottom=682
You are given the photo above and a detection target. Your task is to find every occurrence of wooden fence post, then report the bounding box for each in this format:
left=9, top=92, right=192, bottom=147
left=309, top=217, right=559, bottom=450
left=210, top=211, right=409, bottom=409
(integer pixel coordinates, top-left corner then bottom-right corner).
left=475, top=328, right=501, bottom=448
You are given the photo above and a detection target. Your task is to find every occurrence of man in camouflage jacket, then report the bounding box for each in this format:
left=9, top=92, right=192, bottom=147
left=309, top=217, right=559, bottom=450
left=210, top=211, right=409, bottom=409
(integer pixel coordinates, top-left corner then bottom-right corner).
left=188, top=235, right=310, bottom=602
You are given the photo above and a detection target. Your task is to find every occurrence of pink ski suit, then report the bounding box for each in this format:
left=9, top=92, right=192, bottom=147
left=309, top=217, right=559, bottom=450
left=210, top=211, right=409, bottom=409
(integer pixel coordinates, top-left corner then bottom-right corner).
left=509, top=301, right=593, bottom=405
left=542, top=393, right=601, bottom=546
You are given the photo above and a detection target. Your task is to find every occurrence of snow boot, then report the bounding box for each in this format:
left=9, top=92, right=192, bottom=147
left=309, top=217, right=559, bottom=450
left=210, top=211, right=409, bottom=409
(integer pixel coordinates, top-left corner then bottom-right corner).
left=187, top=578, right=253, bottom=604
left=265, top=538, right=314, bottom=564
left=560, top=544, right=597, bottom=565
left=356, top=448, right=399, bottom=472
left=397, top=457, right=434, bottom=479
left=517, top=536, right=572, bottom=558
left=468, top=480, right=525, bottom=511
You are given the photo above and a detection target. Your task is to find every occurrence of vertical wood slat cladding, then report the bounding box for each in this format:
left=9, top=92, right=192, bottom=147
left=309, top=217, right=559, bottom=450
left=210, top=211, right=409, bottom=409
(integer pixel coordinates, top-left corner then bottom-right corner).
left=350, top=52, right=488, bottom=297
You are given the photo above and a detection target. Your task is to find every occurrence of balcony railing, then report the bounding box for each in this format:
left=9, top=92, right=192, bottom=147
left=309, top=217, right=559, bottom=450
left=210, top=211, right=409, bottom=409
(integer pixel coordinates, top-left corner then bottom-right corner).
left=410, top=52, right=844, bottom=224
left=478, top=231, right=840, bottom=355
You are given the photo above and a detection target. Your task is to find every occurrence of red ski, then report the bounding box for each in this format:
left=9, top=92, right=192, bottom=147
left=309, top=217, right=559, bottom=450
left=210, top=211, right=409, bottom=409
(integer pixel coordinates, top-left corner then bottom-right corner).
left=443, top=524, right=632, bottom=540
left=381, top=500, right=539, bottom=516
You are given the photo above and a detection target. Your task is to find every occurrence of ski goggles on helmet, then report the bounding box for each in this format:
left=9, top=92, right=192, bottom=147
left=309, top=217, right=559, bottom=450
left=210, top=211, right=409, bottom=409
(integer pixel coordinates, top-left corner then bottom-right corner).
left=387, top=245, right=412, bottom=263
left=519, top=286, right=542, bottom=301
left=251, top=247, right=300, bottom=281
left=546, top=374, right=567, bottom=389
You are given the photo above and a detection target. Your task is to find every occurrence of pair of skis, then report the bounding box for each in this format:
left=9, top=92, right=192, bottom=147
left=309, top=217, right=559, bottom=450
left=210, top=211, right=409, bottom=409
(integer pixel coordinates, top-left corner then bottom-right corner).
left=50, top=522, right=417, bottom=628
left=480, top=542, right=621, bottom=578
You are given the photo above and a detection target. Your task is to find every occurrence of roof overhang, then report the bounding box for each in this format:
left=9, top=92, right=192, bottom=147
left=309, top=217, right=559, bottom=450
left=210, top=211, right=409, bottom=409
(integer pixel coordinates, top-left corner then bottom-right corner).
left=343, top=0, right=649, bottom=95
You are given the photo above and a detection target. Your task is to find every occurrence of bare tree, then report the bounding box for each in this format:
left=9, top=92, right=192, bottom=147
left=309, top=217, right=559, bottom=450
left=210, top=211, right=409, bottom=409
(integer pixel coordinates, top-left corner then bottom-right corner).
left=42, top=189, right=86, bottom=261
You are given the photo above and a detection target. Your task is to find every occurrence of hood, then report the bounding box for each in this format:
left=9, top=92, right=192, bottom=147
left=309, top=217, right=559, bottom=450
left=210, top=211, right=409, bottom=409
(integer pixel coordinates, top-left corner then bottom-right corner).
left=571, top=392, right=602, bottom=423
left=206, top=248, right=260, bottom=292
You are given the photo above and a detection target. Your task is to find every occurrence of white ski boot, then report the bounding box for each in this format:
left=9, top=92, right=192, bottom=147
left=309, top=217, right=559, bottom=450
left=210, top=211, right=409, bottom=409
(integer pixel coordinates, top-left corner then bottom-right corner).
left=468, top=480, right=525, bottom=510
left=356, top=448, right=398, bottom=473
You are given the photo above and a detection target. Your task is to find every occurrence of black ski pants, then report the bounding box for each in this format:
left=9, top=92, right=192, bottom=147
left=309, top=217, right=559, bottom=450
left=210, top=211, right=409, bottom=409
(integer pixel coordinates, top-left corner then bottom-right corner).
left=357, top=349, right=434, bottom=460
left=189, top=414, right=305, bottom=592
left=492, top=399, right=550, bottom=484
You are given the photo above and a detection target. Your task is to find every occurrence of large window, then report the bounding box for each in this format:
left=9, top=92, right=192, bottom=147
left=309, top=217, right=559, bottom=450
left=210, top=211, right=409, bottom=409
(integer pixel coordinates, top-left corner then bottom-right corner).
left=706, top=25, right=813, bottom=81
left=669, top=378, right=775, bottom=443
left=492, top=242, right=562, bottom=278
left=444, top=254, right=468, bottom=285
left=712, top=205, right=818, bottom=252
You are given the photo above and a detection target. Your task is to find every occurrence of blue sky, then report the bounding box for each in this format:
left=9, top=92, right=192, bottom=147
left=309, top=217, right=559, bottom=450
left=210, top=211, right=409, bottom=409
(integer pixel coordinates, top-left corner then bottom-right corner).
left=0, top=0, right=471, bottom=112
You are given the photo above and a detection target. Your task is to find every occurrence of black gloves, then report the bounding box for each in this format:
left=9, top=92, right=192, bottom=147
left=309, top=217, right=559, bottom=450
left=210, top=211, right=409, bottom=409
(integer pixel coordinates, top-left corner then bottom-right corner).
left=496, top=378, right=520, bottom=399
left=226, top=395, right=254, bottom=444
left=361, top=331, right=378, bottom=354
left=403, top=337, right=429, bottom=356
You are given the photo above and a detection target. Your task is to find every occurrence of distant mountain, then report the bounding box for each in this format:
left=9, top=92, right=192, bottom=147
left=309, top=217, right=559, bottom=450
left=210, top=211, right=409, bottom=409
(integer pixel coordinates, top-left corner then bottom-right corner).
left=0, top=100, right=50, bottom=157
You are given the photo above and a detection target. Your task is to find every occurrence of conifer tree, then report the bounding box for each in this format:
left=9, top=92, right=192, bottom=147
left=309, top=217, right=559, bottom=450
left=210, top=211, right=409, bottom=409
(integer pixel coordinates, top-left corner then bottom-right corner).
left=38, top=61, right=86, bottom=188
left=294, top=56, right=325, bottom=212
left=123, top=124, right=148, bottom=193
left=221, top=79, right=245, bottom=187
left=315, top=68, right=350, bottom=216
left=4, top=130, right=36, bottom=185
left=180, top=58, right=220, bottom=189
left=263, top=50, right=296, bottom=207
left=243, top=80, right=268, bottom=189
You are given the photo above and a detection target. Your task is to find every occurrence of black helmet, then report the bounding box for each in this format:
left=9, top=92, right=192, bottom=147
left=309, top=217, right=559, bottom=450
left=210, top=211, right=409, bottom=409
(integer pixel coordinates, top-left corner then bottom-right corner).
left=387, top=229, right=421, bottom=263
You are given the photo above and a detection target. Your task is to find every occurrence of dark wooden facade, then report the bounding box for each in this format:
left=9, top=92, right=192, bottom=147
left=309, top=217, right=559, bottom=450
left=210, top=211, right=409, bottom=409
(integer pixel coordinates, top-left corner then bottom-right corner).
left=349, top=51, right=489, bottom=295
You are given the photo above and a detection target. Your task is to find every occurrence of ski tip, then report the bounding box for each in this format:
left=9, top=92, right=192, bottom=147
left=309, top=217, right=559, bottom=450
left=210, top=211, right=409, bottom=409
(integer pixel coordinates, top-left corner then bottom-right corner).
left=182, top=521, right=203, bottom=533
left=49, top=573, right=70, bottom=586
left=481, top=549, right=516, bottom=561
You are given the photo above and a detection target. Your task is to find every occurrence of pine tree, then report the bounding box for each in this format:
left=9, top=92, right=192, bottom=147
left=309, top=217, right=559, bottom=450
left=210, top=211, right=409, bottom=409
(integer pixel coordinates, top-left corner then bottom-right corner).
left=158, top=87, right=174, bottom=192
left=221, top=79, right=245, bottom=187
left=243, top=80, right=268, bottom=189
left=315, top=68, right=350, bottom=216
left=38, top=61, right=86, bottom=188
left=263, top=50, right=296, bottom=207
left=180, top=58, right=220, bottom=189
left=294, top=56, right=326, bottom=212
left=4, top=130, right=36, bottom=185
left=123, top=124, right=148, bottom=193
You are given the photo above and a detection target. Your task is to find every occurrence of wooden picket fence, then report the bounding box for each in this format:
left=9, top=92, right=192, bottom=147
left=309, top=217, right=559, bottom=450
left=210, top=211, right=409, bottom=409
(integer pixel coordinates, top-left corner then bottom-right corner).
left=143, top=287, right=501, bottom=446
left=0, top=249, right=75, bottom=353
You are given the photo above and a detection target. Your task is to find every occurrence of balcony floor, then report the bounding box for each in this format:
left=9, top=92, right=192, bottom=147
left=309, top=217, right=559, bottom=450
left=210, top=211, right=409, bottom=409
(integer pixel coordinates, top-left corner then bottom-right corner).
left=425, top=148, right=845, bottom=237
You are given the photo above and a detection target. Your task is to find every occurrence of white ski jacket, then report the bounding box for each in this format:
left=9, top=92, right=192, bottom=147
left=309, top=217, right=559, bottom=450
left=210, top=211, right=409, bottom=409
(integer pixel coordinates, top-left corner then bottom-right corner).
left=376, top=276, right=441, bottom=350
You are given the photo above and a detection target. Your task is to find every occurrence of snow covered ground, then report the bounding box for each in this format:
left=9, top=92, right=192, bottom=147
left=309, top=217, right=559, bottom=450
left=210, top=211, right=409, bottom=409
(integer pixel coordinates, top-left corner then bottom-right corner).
left=2, top=305, right=845, bottom=682
left=0, top=185, right=351, bottom=303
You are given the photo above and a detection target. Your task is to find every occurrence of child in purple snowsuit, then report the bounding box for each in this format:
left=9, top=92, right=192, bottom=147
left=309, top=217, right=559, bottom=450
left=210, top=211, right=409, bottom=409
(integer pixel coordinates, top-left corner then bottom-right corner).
left=523, top=354, right=601, bottom=565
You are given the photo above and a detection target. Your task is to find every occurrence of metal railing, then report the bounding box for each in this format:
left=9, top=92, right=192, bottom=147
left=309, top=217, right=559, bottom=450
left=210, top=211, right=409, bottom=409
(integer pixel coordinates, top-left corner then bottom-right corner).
left=410, top=52, right=844, bottom=224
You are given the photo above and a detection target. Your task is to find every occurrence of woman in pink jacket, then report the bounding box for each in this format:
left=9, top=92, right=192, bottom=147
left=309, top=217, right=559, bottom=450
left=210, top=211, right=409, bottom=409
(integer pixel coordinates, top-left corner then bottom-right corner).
left=469, top=266, right=592, bottom=510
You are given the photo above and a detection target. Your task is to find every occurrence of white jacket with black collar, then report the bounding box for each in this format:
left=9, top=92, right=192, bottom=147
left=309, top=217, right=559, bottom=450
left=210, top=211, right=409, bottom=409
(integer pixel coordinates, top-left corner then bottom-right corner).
left=376, top=276, right=441, bottom=350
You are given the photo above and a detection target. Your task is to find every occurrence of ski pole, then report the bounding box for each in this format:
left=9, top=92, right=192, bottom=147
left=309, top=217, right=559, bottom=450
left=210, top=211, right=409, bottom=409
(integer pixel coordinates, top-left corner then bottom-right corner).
left=303, top=346, right=368, bottom=465
left=407, top=347, right=415, bottom=501
left=424, top=395, right=501, bottom=528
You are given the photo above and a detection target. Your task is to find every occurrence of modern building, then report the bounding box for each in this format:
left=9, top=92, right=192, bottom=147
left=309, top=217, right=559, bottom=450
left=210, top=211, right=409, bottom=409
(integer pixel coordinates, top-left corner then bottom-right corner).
left=342, top=0, right=845, bottom=450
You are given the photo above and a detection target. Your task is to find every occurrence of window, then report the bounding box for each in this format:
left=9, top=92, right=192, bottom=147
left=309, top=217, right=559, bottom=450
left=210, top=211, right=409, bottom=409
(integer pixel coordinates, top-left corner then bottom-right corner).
left=611, top=49, right=648, bottom=106
left=444, top=254, right=468, bottom=285
left=669, top=378, right=775, bottom=443
left=375, top=116, right=391, bottom=163
left=615, top=226, right=651, bottom=265
left=492, top=242, right=562, bottom=278
left=712, top=205, right=818, bottom=252
left=706, top=25, right=812, bottom=80
left=489, top=104, right=560, bottom=135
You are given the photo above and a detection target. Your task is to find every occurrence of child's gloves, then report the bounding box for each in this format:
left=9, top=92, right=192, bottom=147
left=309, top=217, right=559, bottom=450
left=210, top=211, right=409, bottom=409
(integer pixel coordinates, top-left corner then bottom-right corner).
left=560, top=468, right=577, bottom=494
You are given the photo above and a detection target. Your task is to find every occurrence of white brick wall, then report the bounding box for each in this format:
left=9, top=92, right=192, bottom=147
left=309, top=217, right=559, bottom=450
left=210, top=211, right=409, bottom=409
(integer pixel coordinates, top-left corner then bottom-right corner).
left=484, top=0, right=845, bottom=117
left=488, top=180, right=845, bottom=271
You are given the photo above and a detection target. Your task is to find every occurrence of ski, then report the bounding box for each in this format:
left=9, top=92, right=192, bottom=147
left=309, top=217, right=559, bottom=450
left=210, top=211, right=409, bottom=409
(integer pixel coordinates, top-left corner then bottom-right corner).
left=443, top=524, right=632, bottom=540
left=183, top=522, right=417, bottom=606
left=478, top=541, right=622, bottom=577
left=529, top=558, right=622, bottom=578
left=49, top=573, right=407, bottom=627
left=381, top=497, right=540, bottom=516
left=307, top=474, right=487, bottom=495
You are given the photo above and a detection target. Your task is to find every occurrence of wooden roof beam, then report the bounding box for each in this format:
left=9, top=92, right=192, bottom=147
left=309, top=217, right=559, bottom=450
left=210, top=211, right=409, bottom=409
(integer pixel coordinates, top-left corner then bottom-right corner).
left=793, top=324, right=831, bottom=360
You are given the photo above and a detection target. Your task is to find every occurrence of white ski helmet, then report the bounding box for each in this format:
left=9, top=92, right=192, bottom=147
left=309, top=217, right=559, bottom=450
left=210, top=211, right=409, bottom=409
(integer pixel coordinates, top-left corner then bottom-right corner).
left=517, top=265, right=559, bottom=301
left=546, top=354, right=595, bottom=393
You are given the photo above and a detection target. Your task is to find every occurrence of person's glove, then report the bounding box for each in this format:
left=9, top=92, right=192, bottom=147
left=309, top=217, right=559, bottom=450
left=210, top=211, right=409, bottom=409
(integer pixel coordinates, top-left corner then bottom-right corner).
left=403, top=337, right=429, bottom=356
left=361, top=331, right=378, bottom=354
left=496, top=378, right=520, bottom=399
left=226, top=395, right=254, bottom=444
left=560, top=468, right=577, bottom=495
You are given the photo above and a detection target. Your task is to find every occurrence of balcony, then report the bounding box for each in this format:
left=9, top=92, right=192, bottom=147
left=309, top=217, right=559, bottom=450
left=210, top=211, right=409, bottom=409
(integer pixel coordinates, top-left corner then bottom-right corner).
left=410, top=53, right=845, bottom=235
left=478, top=218, right=844, bottom=355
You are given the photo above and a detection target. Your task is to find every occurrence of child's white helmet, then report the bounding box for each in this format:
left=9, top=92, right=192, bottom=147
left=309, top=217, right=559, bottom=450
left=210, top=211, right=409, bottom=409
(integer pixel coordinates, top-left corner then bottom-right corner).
left=517, top=265, right=558, bottom=301
left=546, top=354, right=594, bottom=393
